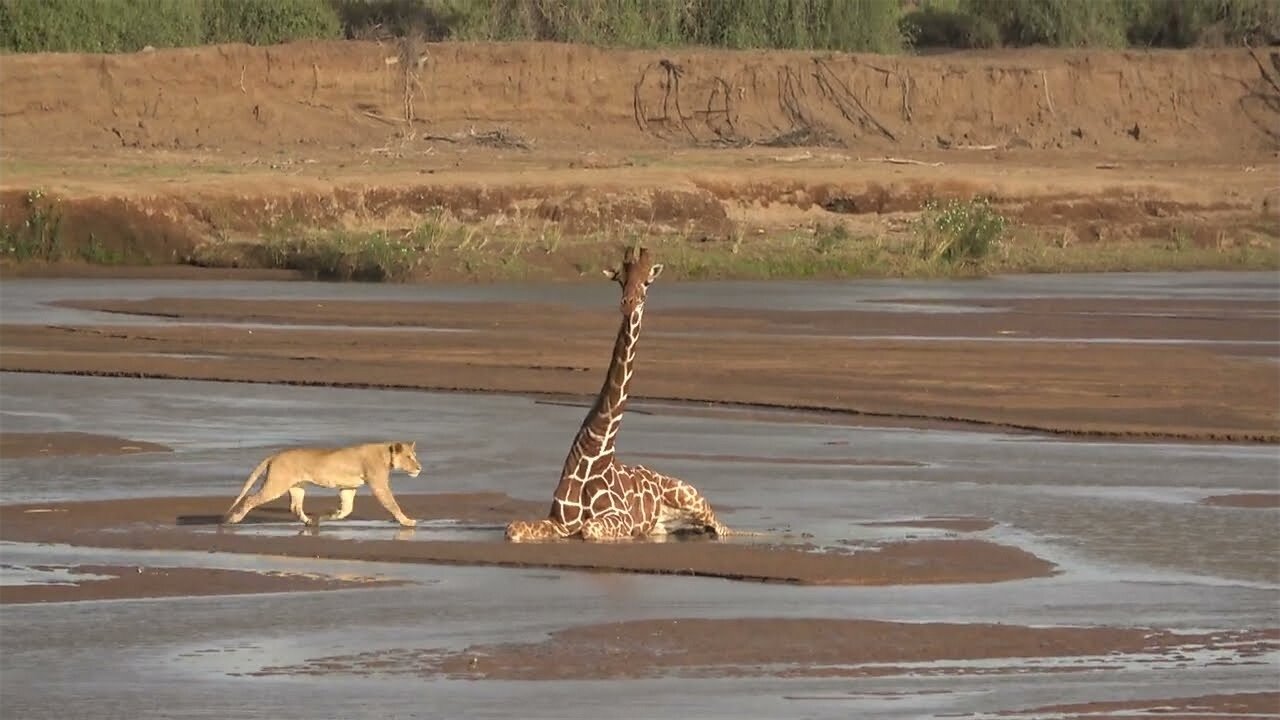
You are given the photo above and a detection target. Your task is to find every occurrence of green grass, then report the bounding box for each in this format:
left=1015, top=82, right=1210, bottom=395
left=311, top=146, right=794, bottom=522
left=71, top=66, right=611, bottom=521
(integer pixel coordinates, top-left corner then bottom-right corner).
left=4, top=0, right=1273, bottom=54
left=19, top=194, right=1274, bottom=280
left=251, top=230, right=422, bottom=281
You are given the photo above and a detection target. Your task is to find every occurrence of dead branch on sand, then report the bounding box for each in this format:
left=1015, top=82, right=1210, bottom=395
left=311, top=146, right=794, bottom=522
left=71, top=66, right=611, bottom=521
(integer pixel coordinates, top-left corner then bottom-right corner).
left=863, top=157, right=944, bottom=167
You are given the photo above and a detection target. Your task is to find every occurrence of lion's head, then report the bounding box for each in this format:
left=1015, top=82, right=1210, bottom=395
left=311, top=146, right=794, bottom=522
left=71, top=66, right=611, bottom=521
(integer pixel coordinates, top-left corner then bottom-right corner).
left=390, top=441, right=422, bottom=477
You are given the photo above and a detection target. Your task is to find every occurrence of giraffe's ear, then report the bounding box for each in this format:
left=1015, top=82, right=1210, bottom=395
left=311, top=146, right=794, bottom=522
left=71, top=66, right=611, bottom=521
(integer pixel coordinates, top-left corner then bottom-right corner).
left=648, top=264, right=664, bottom=282
left=602, top=268, right=620, bottom=282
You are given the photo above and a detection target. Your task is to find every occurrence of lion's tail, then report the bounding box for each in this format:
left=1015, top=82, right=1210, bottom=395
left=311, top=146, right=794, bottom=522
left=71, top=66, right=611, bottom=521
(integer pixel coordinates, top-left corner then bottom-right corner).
left=224, top=455, right=274, bottom=520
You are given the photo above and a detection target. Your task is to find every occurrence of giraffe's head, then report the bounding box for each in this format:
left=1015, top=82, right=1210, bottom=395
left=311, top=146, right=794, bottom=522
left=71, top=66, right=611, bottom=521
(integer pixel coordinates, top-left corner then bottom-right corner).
left=603, top=246, right=664, bottom=315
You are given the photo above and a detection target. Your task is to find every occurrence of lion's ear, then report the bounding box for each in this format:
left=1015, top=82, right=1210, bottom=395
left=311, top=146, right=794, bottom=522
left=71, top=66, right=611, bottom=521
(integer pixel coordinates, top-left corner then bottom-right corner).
left=391, top=442, right=401, bottom=454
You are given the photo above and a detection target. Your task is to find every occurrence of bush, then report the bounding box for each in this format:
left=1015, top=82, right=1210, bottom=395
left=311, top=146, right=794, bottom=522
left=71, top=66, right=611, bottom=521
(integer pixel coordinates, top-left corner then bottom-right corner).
left=960, top=0, right=1129, bottom=48
left=0, top=0, right=202, bottom=53
left=1124, top=0, right=1280, bottom=47
left=2, top=0, right=1275, bottom=53
left=452, top=0, right=907, bottom=53
left=902, top=7, right=1001, bottom=49
left=332, top=0, right=467, bottom=41
left=202, top=0, right=341, bottom=46
left=914, top=197, right=1008, bottom=265
left=0, top=0, right=339, bottom=53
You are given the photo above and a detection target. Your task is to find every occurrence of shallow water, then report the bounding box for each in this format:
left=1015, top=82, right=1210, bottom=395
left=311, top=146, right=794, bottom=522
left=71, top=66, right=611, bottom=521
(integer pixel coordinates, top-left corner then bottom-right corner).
left=3, top=270, right=1276, bottom=325
left=1, top=273, right=1278, bottom=718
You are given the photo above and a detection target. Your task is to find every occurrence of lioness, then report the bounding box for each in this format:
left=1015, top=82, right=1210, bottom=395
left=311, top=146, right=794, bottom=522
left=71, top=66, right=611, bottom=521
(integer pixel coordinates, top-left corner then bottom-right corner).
left=221, top=441, right=422, bottom=528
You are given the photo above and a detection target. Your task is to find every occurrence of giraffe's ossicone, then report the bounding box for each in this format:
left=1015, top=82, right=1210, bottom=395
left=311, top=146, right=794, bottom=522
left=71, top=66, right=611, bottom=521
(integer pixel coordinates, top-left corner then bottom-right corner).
left=505, top=246, right=732, bottom=542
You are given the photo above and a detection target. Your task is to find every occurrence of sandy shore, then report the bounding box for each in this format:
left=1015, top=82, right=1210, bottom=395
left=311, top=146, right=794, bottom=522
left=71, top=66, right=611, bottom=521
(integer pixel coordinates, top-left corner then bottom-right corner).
left=3, top=294, right=1276, bottom=442
left=0, top=494, right=1055, bottom=589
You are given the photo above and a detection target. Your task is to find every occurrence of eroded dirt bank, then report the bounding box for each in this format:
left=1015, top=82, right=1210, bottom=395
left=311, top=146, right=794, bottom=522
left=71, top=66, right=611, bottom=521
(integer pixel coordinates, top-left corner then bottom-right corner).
left=1, top=42, right=1277, bottom=271
left=0, top=494, right=1056, bottom=588
left=6, top=42, right=1276, bottom=158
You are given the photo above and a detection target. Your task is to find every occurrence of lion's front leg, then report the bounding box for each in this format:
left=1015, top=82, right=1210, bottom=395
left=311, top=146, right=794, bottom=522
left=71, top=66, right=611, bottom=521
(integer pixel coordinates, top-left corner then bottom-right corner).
left=367, top=475, right=416, bottom=527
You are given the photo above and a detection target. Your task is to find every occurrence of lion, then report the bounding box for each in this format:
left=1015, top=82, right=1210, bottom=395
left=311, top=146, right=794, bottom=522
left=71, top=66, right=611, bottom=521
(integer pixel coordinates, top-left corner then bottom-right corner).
left=221, top=441, right=423, bottom=528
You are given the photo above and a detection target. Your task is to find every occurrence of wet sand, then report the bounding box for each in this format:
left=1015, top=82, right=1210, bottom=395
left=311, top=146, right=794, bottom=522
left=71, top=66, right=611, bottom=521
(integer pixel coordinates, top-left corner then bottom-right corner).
left=249, top=617, right=1279, bottom=680
left=0, top=563, right=403, bottom=604
left=0, top=431, right=172, bottom=459
left=0, top=495, right=1056, bottom=586
left=3, top=292, right=1276, bottom=442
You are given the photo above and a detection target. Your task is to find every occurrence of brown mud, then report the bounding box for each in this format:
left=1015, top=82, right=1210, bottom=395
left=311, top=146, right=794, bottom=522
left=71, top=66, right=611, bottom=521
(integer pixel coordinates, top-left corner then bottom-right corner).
left=0, top=431, right=172, bottom=459
left=0, top=495, right=1057, bottom=586
left=244, top=617, right=1280, bottom=680
left=1201, top=493, right=1280, bottom=509
left=1, top=42, right=1277, bottom=272
left=0, top=563, right=403, bottom=604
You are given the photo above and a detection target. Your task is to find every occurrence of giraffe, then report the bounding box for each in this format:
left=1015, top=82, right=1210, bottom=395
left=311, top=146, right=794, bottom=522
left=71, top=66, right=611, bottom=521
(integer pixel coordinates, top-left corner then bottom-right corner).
left=504, top=246, right=732, bottom=542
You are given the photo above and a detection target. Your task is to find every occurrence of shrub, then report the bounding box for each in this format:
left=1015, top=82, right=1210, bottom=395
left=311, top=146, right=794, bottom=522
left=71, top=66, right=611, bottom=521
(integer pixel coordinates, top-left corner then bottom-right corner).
left=901, top=7, right=1001, bottom=48
left=914, top=197, right=1008, bottom=265
left=332, top=0, right=467, bottom=41
left=452, top=0, right=908, bottom=53
left=201, top=0, right=340, bottom=46
left=0, top=189, right=64, bottom=261
left=961, top=0, right=1129, bottom=48
left=0, top=0, right=202, bottom=53
left=0, top=0, right=339, bottom=53
left=1124, top=0, right=1280, bottom=47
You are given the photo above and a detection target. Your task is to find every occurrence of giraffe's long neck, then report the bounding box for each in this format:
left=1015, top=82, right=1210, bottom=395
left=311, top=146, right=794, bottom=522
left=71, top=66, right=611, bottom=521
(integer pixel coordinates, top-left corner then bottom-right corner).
left=551, top=305, right=643, bottom=498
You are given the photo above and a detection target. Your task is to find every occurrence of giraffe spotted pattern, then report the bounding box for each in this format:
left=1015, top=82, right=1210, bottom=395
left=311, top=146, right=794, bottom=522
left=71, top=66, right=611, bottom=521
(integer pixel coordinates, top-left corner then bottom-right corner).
left=505, top=246, right=732, bottom=542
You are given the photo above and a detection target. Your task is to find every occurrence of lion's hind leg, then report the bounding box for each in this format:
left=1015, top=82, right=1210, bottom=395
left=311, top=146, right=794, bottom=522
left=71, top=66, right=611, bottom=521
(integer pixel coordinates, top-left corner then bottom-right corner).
left=323, top=487, right=357, bottom=521
left=223, top=473, right=294, bottom=525
left=288, top=486, right=318, bottom=526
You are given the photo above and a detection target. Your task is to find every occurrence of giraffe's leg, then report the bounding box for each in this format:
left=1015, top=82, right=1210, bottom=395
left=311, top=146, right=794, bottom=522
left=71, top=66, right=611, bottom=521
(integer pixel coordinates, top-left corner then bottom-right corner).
left=649, top=469, right=729, bottom=536
left=505, top=518, right=574, bottom=542
left=287, top=486, right=317, bottom=526
left=324, top=487, right=357, bottom=521
left=580, top=509, right=637, bottom=541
